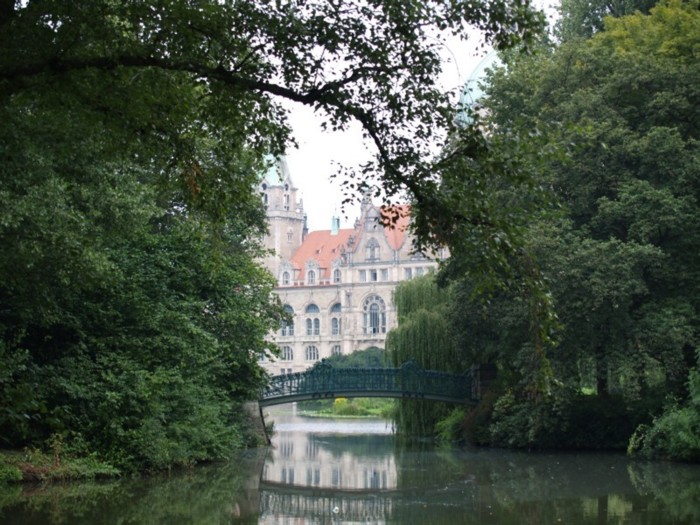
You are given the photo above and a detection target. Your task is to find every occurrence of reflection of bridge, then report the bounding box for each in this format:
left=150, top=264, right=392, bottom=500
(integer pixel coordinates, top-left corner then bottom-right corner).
left=258, top=480, right=484, bottom=522
left=260, top=482, right=396, bottom=522
left=259, top=360, right=479, bottom=407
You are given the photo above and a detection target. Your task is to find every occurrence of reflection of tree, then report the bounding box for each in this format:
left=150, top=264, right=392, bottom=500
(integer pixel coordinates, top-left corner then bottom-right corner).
left=0, top=453, right=266, bottom=525
left=628, top=462, right=700, bottom=524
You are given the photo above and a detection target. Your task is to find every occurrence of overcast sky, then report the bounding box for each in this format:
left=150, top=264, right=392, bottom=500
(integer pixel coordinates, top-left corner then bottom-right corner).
left=284, top=3, right=559, bottom=232
left=284, top=34, right=486, bottom=232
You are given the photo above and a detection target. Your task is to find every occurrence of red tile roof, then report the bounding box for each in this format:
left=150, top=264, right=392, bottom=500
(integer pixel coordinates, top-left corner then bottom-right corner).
left=291, top=228, right=354, bottom=281
left=290, top=204, right=412, bottom=283
left=381, top=204, right=411, bottom=251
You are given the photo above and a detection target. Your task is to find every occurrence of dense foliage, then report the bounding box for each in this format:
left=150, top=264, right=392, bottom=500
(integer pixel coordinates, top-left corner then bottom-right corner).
left=0, top=56, right=280, bottom=469
left=441, top=0, right=700, bottom=456
left=1, top=0, right=547, bottom=471
left=386, top=275, right=461, bottom=438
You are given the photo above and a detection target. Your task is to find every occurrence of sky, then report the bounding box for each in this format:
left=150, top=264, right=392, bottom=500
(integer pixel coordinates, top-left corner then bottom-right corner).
left=284, top=3, right=559, bottom=232
left=284, top=34, right=488, bottom=232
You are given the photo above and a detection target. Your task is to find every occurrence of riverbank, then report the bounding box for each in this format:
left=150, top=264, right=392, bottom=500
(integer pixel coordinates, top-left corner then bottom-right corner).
left=296, top=397, right=394, bottom=419
left=0, top=449, right=121, bottom=484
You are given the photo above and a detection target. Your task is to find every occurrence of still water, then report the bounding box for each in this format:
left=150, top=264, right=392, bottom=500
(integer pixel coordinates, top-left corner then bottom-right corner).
left=2, top=406, right=700, bottom=524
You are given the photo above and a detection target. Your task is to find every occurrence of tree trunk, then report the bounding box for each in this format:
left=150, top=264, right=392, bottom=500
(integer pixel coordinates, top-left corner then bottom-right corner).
left=595, top=345, right=609, bottom=397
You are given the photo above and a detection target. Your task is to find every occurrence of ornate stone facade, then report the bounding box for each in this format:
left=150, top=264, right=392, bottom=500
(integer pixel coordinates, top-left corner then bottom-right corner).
left=259, top=159, right=441, bottom=375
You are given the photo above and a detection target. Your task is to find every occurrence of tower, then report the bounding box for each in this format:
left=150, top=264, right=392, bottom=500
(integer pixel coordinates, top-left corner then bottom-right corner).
left=259, top=156, right=305, bottom=276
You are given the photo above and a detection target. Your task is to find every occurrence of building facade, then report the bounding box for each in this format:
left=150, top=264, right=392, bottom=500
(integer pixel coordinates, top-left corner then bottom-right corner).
left=259, top=159, right=441, bottom=375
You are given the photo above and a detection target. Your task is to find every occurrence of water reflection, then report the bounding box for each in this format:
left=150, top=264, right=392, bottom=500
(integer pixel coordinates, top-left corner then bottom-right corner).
left=2, top=408, right=700, bottom=524
left=260, top=417, right=396, bottom=523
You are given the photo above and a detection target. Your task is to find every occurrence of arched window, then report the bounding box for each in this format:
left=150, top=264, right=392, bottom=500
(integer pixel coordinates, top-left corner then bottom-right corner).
left=365, top=238, right=380, bottom=261
left=305, top=304, right=320, bottom=336
left=332, top=318, right=341, bottom=335
left=281, top=271, right=290, bottom=286
left=307, top=270, right=316, bottom=285
left=305, top=345, right=319, bottom=361
left=332, top=345, right=342, bottom=356
left=363, top=295, right=386, bottom=335
left=330, top=303, right=341, bottom=313
left=281, top=305, right=294, bottom=336
left=281, top=346, right=293, bottom=361
left=333, top=268, right=341, bottom=283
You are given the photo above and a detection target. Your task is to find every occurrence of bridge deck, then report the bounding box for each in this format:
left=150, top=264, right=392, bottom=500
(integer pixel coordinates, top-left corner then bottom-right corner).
left=259, top=361, right=478, bottom=407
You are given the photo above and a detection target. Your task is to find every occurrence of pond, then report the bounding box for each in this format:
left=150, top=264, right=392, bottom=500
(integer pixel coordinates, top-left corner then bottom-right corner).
left=2, top=405, right=700, bottom=524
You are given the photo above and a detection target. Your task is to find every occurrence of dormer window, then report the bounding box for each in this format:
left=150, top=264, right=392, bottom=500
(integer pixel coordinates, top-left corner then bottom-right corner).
left=307, top=270, right=316, bottom=285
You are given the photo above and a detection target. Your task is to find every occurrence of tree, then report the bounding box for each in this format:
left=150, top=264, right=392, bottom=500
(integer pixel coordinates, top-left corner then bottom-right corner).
left=556, top=0, right=657, bottom=41
left=0, top=0, right=550, bottom=467
left=0, top=0, right=546, bottom=252
left=468, top=0, right=700, bottom=450
left=386, top=275, right=459, bottom=437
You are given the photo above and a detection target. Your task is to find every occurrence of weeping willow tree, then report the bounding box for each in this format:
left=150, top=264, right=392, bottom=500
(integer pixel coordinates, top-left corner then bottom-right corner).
left=386, top=274, right=462, bottom=438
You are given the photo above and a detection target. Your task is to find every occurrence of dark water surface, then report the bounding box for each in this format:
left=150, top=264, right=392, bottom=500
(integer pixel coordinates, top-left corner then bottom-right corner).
left=2, top=406, right=700, bottom=524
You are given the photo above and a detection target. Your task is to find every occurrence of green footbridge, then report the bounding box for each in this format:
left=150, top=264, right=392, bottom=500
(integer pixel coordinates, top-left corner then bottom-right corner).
left=259, top=360, right=482, bottom=408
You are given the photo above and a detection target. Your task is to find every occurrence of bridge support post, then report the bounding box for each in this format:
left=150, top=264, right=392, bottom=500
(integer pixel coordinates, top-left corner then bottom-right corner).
left=243, top=401, right=271, bottom=445
left=259, top=404, right=272, bottom=445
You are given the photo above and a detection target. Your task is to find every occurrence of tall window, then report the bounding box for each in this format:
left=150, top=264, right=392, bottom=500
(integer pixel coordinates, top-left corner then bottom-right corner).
left=307, top=270, right=316, bottom=285
left=287, top=229, right=293, bottom=243
left=332, top=345, right=342, bottom=356
left=305, top=345, right=319, bottom=361
left=282, top=271, right=290, bottom=285
left=306, top=318, right=313, bottom=336
left=359, top=270, right=367, bottom=282
left=330, top=303, right=341, bottom=335
left=305, top=304, right=319, bottom=336
left=363, top=295, right=386, bottom=335
left=404, top=268, right=413, bottom=280
left=281, top=346, right=293, bottom=361
left=333, top=268, right=341, bottom=283
left=381, top=269, right=389, bottom=281
left=283, top=193, right=290, bottom=210
left=281, top=305, right=294, bottom=335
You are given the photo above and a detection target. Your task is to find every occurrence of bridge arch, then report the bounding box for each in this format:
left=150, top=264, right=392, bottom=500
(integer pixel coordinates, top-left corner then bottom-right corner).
left=259, top=360, right=479, bottom=408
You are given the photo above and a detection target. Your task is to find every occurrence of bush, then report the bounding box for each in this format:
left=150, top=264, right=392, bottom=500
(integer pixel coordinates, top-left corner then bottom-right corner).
left=488, top=387, right=646, bottom=450
left=435, top=407, right=466, bottom=445
left=629, top=360, right=700, bottom=461
left=332, top=398, right=361, bottom=416
left=0, top=457, right=22, bottom=483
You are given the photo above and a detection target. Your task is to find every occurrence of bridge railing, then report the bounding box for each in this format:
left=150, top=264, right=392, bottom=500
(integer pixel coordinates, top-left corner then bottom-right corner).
left=259, top=360, right=477, bottom=407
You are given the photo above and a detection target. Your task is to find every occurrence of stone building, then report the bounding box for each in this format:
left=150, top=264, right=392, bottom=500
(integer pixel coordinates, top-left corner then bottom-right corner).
left=259, top=158, right=442, bottom=375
